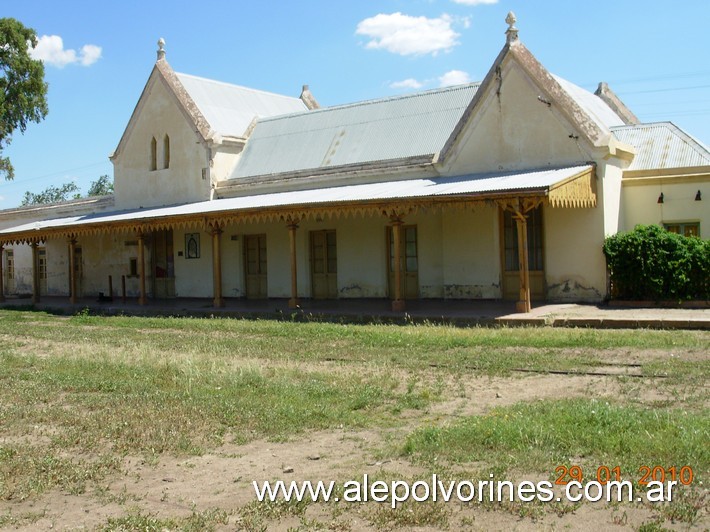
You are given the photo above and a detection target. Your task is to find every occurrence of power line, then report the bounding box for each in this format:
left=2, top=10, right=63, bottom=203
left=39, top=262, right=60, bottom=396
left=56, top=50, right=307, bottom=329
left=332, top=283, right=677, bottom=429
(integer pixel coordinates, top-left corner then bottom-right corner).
left=1, top=161, right=110, bottom=187
left=630, top=99, right=710, bottom=107
left=618, top=84, right=710, bottom=95
left=579, top=70, right=710, bottom=89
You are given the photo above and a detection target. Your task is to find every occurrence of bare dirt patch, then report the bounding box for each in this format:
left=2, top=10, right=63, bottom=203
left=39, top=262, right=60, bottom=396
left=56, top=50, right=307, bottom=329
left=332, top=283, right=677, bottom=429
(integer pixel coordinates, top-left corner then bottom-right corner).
left=2, top=371, right=705, bottom=530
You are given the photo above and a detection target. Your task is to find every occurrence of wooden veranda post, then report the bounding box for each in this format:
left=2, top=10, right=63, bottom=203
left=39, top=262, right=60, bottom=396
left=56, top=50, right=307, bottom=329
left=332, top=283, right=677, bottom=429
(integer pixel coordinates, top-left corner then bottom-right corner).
left=68, top=238, right=77, bottom=304
left=137, top=230, right=147, bottom=305
left=0, top=244, right=5, bottom=303
left=0, top=244, right=5, bottom=301
left=31, top=241, right=40, bottom=304
left=391, top=218, right=406, bottom=312
left=287, top=219, right=300, bottom=308
left=211, top=225, right=224, bottom=308
left=514, top=209, right=531, bottom=313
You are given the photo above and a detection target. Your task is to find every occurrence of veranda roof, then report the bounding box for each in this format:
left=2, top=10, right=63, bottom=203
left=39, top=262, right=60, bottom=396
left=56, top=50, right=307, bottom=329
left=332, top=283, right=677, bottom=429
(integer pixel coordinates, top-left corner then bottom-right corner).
left=0, top=165, right=594, bottom=243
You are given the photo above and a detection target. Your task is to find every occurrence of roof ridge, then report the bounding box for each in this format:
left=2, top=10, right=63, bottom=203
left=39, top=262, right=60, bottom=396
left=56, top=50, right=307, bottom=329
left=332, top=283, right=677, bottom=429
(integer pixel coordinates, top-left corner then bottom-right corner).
left=175, top=71, right=303, bottom=102
left=610, top=121, right=675, bottom=130
left=255, top=81, right=483, bottom=123
left=613, top=121, right=710, bottom=157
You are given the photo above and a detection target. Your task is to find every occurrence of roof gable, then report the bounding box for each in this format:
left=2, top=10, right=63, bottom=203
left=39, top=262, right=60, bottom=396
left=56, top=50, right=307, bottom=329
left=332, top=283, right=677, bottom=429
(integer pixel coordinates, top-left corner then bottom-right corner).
left=111, top=59, right=212, bottom=161
left=112, top=58, right=309, bottom=161
left=439, top=40, right=625, bottom=165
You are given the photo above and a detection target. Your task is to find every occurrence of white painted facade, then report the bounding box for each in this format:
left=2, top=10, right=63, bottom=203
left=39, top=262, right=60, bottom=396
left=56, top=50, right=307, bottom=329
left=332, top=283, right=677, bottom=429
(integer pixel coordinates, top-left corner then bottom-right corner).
left=1, top=21, right=708, bottom=308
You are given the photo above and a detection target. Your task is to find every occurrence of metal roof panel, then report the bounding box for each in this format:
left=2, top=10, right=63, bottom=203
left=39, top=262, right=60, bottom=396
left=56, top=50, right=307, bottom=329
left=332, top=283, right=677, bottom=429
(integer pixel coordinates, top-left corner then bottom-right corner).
left=230, top=83, right=481, bottom=178
left=553, top=75, right=625, bottom=130
left=612, top=122, right=710, bottom=170
left=0, top=165, right=592, bottom=237
left=175, top=73, right=308, bottom=138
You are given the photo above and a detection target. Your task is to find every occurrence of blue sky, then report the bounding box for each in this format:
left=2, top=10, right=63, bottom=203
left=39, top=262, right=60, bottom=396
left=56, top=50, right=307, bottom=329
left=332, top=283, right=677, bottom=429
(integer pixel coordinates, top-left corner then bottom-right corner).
left=2, top=0, right=709, bottom=208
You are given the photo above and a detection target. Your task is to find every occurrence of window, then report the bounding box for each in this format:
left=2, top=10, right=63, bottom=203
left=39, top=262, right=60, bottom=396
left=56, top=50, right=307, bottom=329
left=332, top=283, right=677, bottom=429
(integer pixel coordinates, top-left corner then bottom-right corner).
left=163, top=134, right=170, bottom=169
left=150, top=137, right=157, bottom=171
left=5, top=249, right=14, bottom=293
left=664, top=222, right=700, bottom=237
left=5, top=249, right=14, bottom=281
left=38, top=248, right=47, bottom=281
left=129, top=257, right=138, bottom=277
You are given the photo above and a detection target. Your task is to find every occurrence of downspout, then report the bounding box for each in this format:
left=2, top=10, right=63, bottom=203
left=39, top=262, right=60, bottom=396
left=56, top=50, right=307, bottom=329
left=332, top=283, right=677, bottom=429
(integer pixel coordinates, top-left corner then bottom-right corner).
left=206, top=145, right=213, bottom=200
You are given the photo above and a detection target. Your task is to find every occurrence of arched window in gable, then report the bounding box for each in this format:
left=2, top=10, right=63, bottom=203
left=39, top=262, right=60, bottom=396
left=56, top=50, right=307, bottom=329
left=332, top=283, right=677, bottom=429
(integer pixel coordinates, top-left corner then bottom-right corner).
left=163, top=134, right=170, bottom=169
left=150, top=137, right=157, bottom=171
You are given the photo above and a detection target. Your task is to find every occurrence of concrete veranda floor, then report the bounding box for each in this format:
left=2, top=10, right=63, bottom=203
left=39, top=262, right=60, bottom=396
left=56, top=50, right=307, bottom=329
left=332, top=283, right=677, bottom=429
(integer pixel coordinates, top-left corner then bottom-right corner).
left=1, top=295, right=708, bottom=329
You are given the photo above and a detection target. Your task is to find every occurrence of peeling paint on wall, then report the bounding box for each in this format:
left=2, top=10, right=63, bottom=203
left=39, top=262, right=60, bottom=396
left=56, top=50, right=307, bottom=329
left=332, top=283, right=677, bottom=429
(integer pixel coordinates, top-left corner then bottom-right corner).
left=444, top=283, right=500, bottom=299
left=420, top=285, right=444, bottom=298
left=338, top=284, right=384, bottom=298
left=547, top=278, right=602, bottom=302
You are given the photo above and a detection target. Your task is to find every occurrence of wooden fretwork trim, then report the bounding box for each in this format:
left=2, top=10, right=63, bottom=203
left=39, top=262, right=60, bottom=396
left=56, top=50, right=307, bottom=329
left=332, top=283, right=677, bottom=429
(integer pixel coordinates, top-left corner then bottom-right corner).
left=0, top=182, right=591, bottom=246
left=547, top=167, right=597, bottom=208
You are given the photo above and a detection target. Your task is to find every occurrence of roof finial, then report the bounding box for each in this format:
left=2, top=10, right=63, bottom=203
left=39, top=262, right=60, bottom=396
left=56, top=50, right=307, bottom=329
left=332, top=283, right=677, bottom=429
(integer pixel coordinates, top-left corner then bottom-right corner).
left=157, top=38, right=166, bottom=61
left=505, top=12, right=518, bottom=44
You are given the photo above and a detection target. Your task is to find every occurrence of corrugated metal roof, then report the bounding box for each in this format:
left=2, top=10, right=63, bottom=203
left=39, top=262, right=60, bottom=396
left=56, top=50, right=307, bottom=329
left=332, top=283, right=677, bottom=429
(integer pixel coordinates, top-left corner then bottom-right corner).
left=553, top=75, right=625, bottom=130
left=175, top=73, right=308, bottom=138
left=0, top=165, right=591, bottom=236
left=611, top=122, right=710, bottom=170
left=230, top=83, right=481, bottom=179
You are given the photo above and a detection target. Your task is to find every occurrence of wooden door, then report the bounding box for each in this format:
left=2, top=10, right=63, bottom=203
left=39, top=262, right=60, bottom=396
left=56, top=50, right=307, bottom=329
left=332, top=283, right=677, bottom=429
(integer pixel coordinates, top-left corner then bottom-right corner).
left=4, top=249, right=14, bottom=294
left=501, top=206, right=545, bottom=300
left=387, top=225, right=419, bottom=299
left=153, top=230, right=176, bottom=298
left=310, top=230, right=337, bottom=298
left=244, top=234, right=267, bottom=299
left=74, top=246, right=83, bottom=297
left=38, top=247, right=47, bottom=296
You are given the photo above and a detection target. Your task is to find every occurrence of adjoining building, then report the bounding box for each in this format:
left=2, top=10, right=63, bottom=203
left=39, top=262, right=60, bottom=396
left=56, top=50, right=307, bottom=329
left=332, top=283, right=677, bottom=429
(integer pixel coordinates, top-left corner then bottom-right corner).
left=1, top=15, right=708, bottom=313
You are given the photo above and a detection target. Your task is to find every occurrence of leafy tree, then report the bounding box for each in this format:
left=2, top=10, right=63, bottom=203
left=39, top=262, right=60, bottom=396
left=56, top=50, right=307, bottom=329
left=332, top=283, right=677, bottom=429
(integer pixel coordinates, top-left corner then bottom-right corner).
left=0, top=18, right=49, bottom=180
left=87, top=174, right=114, bottom=196
left=21, top=174, right=114, bottom=205
left=21, top=182, right=80, bottom=206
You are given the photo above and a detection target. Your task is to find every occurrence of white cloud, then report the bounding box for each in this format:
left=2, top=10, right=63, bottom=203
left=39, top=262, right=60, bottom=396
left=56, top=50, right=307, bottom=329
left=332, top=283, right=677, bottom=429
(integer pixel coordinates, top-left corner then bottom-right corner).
left=390, top=78, right=424, bottom=90
left=79, top=44, right=102, bottom=66
left=451, top=0, right=498, bottom=5
left=29, top=35, right=102, bottom=68
left=356, top=12, right=461, bottom=56
left=439, top=69, right=471, bottom=86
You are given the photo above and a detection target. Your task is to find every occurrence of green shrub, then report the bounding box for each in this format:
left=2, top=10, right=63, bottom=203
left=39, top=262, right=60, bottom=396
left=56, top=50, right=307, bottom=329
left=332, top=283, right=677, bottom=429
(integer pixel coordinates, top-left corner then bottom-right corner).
left=603, top=225, right=709, bottom=300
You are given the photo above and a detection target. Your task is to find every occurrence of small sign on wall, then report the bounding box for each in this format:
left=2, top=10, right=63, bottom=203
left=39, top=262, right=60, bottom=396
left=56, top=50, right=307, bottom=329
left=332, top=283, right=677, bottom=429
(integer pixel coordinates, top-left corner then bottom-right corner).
left=185, top=233, right=200, bottom=259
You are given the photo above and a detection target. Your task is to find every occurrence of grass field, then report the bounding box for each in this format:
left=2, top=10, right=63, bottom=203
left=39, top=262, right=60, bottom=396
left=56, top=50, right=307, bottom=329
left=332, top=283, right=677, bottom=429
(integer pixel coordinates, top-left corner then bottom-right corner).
left=0, top=309, right=707, bottom=530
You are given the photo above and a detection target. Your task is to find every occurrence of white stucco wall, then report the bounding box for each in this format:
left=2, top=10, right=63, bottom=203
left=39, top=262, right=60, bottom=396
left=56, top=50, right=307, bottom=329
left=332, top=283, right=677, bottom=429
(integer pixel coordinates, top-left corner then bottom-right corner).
left=171, top=227, right=211, bottom=298
left=599, top=161, right=625, bottom=236
left=544, top=203, right=606, bottom=302
left=621, top=177, right=709, bottom=237
left=441, top=204, right=501, bottom=299
left=113, top=77, right=211, bottom=209
left=3, top=244, right=32, bottom=296
left=443, top=61, right=591, bottom=176
left=332, top=215, right=384, bottom=298
left=78, top=232, right=148, bottom=298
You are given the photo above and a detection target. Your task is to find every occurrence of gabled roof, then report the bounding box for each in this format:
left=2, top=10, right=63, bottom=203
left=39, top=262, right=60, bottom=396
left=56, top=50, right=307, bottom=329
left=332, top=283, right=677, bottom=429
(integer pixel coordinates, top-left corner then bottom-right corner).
left=439, top=39, right=626, bottom=164
left=112, top=58, right=308, bottom=160
left=229, top=83, right=481, bottom=180
left=553, top=76, right=625, bottom=130
left=611, top=122, right=710, bottom=171
left=175, top=72, right=308, bottom=139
